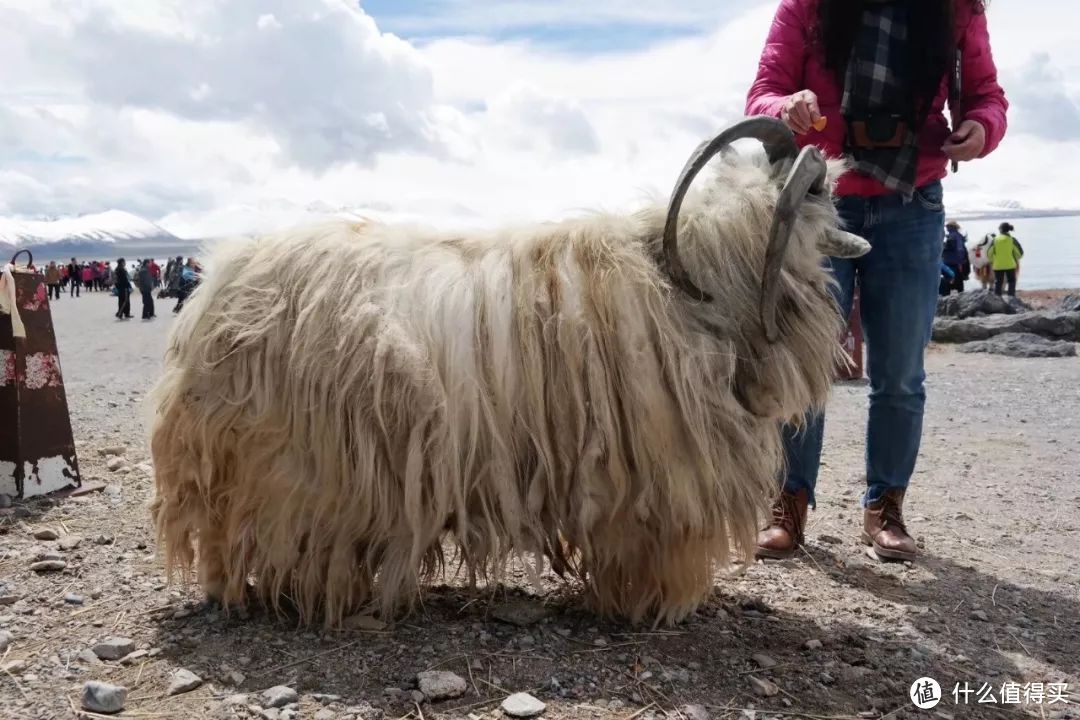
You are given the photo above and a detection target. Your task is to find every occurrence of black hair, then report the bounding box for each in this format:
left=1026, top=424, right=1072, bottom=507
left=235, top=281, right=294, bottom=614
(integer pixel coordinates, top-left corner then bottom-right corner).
left=815, top=1, right=987, bottom=126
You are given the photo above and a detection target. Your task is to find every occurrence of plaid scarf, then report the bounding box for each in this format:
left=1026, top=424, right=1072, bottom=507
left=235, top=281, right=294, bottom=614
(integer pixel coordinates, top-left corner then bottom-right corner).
left=841, top=1, right=920, bottom=198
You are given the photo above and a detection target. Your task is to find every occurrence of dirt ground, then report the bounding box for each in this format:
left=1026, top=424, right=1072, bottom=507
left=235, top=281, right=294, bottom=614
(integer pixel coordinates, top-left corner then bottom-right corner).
left=1, top=290, right=1078, bottom=720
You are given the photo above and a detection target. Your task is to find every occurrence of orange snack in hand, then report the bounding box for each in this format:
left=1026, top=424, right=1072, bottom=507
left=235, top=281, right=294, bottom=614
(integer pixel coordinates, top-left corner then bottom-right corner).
left=812, top=116, right=828, bottom=132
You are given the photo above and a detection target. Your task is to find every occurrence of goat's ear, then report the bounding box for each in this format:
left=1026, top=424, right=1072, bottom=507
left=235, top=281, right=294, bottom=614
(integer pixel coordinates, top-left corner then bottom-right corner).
left=818, top=229, right=870, bottom=258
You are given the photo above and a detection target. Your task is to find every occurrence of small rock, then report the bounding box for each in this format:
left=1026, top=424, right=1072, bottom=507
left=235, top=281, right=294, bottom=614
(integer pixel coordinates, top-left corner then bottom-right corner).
left=0, top=594, right=18, bottom=606
left=99, top=445, right=128, bottom=457
left=120, top=650, right=149, bottom=666
left=106, top=457, right=125, bottom=472
left=410, top=690, right=426, bottom=704
left=77, top=649, right=102, bottom=665
left=83, top=681, right=128, bottom=714
left=33, top=527, right=59, bottom=541
left=492, top=600, right=551, bottom=627
left=804, top=639, right=824, bottom=650
left=818, top=534, right=843, bottom=545
left=223, top=694, right=249, bottom=706
left=751, top=653, right=777, bottom=669
left=261, top=710, right=281, bottom=720
left=0, top=494, right=11, bottom=508
left=93, top=637, right=136, bottom=661
left=168, top=668, right=203, bottom=695
left=64, top=593, right=85, bottom=605
left=262, top=685, right=299, bottom=708
left=94, top=535, right=114, bottom=546
left=30, top=560, right=67, bottom=572
left=343, top=613, right=387, bottom=631
left=749, top=676, right=779, bottom=697
left=311, top=694, right=342, bottom=705
left=970, top=610, right=989, bottom=622
left=819, top=672, right=836, bottom=685
left=502, top=692, right=546, bottom=718
left=417, top=671, right=467, bottom=700
left=680, top=705, right=710, bottom=720
left=58, top=535, right=84, bottom=551
left=0, top=631, right=13, bottom=652
left=315, top=710, right=337, bottom=720
left=228, top=671, right=246, bottom=685
left=2, top=659, right=28, bottom=674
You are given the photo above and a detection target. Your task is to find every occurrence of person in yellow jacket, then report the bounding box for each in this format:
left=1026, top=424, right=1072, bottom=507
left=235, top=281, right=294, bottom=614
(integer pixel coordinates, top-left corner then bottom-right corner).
left=988, top=222, right=1024, bottom=297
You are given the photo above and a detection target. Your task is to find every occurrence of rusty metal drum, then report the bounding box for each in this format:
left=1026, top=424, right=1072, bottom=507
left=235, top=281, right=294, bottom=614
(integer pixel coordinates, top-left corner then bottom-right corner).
left=0, top=250, right=81, bottom=498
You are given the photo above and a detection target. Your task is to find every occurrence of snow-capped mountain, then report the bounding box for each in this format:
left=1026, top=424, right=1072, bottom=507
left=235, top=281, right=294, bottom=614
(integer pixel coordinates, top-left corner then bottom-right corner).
left=0, top=210, right=194, bottom=261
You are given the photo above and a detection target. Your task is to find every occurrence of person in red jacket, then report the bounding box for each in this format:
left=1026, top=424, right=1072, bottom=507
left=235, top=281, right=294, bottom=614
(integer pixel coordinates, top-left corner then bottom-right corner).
left=747, top=0, right=1007, bottom=562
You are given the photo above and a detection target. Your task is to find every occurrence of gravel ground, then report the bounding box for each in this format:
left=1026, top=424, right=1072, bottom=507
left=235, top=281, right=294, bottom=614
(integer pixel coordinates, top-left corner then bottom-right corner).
left=1, top=291, right=1077, bottom=720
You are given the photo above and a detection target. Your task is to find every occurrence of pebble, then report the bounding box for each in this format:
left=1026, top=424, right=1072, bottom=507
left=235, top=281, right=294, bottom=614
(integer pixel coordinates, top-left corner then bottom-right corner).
left=417, top=670, right=467, bottom=700
left=94, top=535, right=114, bottom=545
left=311, top=694, right=342, bottom=705
left=93, top=637, right=137, bottom=661
left=77, top=649, right=102, bottom=665
left=33, top=527, right=59, bottom=540
left=106, top=456, right=125, bottom=472
left=58, top=535, right=84, bottom=551
left=223, top=694, right=249, bottom=706
left=120, top=650, right=149, bottom=666
left=83, top=681, right=128, bottom=714
left=492, top=600, right=551, bottom=627
left=804, top=639, right=824, bottom=650
left=343, top=613, right=387, bottom=631
left=751, top=653, right=777, bottom=669
left=681, top=705, right=711, bottom=720
left=167, top=668, right=204, bottom=695
left=0, top=593, right=17, bottom=606
left=315, top=710, right=337, bottom=720
left=0, top=631, right=12, bottom=652
left=99, top=445, right=128, bottom=457
left=64, top=593, right=85, bottom=605
left=749, top=676, right=779, bottom=697
left=0, top=494, right=11, bottom=508
left=2, top=659, right=28, bottom=674
left=30, top=560, right=67, bottom=572
left=970, top=610, right=989, bottom=622
left=502, top=692, right=546, bottom=717
left=261, top=685, right=299, bottom=708
left=410, top=690, right=425, bottom=704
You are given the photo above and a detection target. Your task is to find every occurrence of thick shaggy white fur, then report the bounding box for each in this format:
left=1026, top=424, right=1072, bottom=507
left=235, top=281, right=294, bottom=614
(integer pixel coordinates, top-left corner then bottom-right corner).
left=149, top=152, right=846, bottom=626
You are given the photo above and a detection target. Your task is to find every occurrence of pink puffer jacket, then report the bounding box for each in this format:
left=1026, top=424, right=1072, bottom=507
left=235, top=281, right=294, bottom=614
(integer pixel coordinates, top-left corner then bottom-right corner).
left=746, top=0, right=1008, bottom=198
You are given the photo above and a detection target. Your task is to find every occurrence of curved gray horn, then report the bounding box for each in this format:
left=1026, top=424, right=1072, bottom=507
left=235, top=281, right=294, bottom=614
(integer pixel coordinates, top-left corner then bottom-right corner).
left=663, top=116, right=799, bottom=302
left=818, top=229, right=871, bottom=259
left=760, top=144, right=829, bottom=343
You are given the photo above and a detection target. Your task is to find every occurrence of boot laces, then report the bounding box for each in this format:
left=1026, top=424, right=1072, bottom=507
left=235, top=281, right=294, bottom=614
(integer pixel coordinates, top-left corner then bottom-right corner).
left=771, top=492, right=805, bottom=540
left=880, top=493, right=907, bottom=533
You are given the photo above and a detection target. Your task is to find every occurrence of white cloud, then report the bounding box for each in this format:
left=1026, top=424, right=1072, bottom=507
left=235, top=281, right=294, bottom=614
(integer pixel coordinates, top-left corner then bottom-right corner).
left=0, top=0, right=1078, bottom=238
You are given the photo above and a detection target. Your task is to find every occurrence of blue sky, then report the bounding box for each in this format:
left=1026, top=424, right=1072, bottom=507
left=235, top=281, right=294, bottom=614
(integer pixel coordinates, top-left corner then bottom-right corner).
left=359, top=0, right=740, bottom=51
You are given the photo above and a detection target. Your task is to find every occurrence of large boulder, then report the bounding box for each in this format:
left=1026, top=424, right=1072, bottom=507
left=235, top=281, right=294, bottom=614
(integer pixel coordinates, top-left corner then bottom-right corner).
left=958, top=333, right=1077, bottom=358
left=1061, top=294, right=1080, bottom=313
left=933, top=311, right=1080, bottom=343
left=936, top=290, right=1030, bottom=318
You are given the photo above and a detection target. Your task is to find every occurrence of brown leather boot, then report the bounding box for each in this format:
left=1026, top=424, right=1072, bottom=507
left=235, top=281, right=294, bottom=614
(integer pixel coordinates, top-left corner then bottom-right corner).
left=862, top=488, right=917, bottom=561
left=755, top=488, right=809, bottom=560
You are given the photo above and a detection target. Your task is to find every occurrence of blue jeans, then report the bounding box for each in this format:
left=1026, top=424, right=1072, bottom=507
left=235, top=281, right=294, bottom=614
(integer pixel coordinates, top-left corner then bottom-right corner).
left=783, top=181, right=945, bottom=508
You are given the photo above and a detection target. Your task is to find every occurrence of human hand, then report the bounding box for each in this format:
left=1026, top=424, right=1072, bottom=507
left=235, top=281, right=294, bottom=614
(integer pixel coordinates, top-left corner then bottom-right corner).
left=780, top=90, right=822, bottom=135
left=943, top=120, right=986, bottom=162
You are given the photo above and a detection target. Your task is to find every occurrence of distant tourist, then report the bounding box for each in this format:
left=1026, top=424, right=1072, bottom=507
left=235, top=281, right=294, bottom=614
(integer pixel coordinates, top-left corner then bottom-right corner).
left=989, top=222, right=1024, bottom=297
left=137, top=260, right=156, bottom=320
left=173, top=258, right=202, bottom=314
left=45, top=261, right=62, bottom=301
left=114, top=258, right=133, bottom=320
left=81, top=263, right=94, bottom=292
left=67, top=257, right=81, bottom=297
left=940, top=220, right=969, bottom=295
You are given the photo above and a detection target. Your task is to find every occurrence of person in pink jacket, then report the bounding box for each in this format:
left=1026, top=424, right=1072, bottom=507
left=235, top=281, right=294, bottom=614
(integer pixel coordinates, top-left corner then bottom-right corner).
left=748, top=0, right=1007, bottom=562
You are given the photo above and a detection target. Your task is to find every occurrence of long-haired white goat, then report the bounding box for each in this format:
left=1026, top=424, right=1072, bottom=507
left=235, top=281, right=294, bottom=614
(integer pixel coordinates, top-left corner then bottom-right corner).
left=149, top=118, right=869, bottom=626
